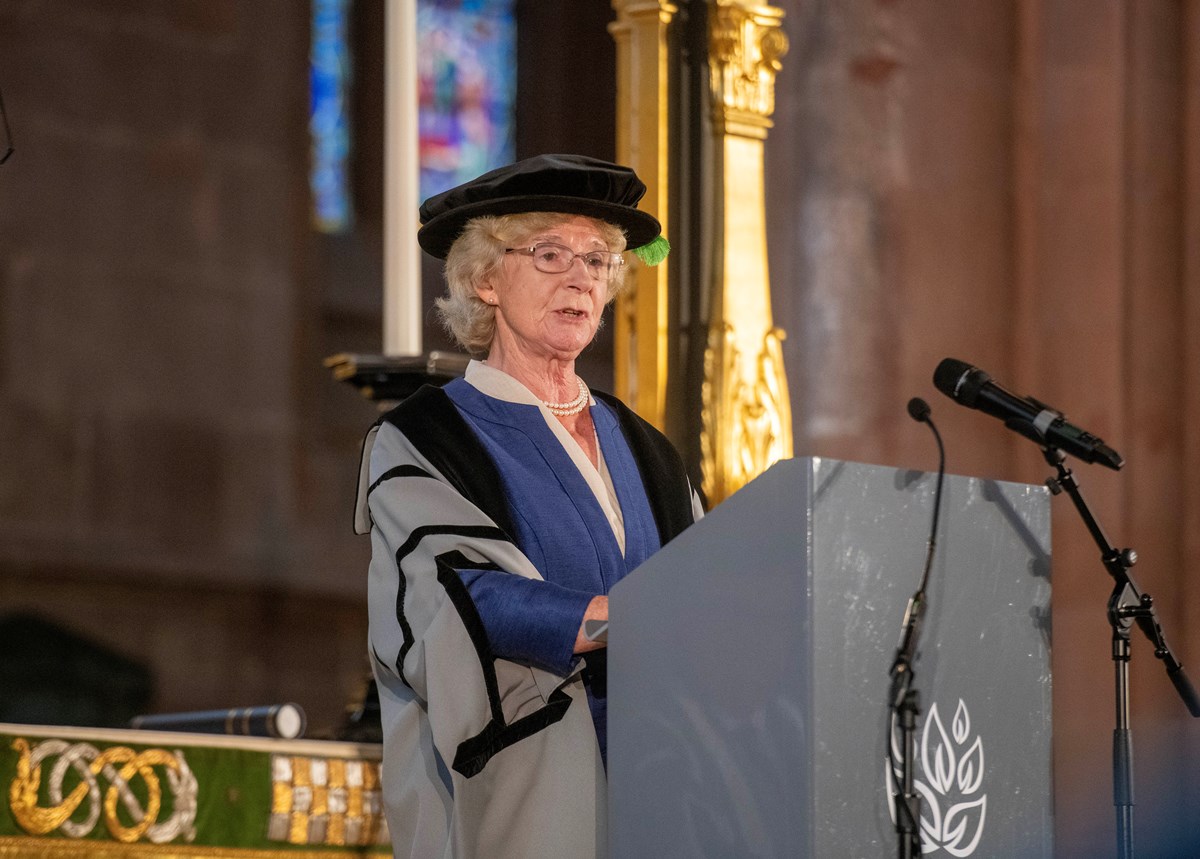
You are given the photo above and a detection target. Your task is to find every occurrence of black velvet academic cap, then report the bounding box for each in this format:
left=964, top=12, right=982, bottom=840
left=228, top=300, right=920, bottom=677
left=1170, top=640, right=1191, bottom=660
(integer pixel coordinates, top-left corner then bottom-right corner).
left=417, top=153, right=662, bottom=260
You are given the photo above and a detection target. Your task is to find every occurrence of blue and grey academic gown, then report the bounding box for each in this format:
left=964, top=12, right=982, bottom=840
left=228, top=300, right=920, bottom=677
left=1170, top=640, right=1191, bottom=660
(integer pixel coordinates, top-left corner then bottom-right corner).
left=357, top=365, right=699, bottom=859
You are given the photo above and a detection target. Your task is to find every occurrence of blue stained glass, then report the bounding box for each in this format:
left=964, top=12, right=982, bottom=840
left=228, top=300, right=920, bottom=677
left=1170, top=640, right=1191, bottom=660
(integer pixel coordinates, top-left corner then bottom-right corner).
left=310, top=0, right=352, bottom=233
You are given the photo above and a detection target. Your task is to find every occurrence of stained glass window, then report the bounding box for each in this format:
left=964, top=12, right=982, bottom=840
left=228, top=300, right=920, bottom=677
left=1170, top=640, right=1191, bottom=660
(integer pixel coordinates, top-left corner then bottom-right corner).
left=417, top=0, right=516, bottom=201
left=308, top=1, right=516, bottom=230
left=310, top=0, right=352, bottom=232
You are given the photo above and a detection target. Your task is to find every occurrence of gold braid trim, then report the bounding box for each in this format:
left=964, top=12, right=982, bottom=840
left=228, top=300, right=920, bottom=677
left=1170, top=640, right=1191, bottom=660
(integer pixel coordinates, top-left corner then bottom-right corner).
left=0, top=838, right=387, bottom=859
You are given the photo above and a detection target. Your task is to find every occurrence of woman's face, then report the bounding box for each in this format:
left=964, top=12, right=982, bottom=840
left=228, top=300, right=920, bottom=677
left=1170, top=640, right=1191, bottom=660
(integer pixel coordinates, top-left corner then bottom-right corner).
left=477, top=215, right=613, bottom=365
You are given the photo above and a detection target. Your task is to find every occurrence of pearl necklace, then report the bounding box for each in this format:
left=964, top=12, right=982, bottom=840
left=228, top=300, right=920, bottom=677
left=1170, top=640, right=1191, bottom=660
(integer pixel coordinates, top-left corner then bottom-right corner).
left=540, top=377, right=590, bottom=417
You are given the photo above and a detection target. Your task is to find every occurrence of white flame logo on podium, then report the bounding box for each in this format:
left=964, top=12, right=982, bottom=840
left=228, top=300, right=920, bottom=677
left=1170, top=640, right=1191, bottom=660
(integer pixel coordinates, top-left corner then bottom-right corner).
left=886, top=699, right=987, bottom=856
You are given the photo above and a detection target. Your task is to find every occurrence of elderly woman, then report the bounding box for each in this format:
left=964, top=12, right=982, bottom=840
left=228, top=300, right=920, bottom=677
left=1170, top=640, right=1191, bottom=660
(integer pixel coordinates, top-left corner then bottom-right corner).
left=356, top=154, right=701, bottom=858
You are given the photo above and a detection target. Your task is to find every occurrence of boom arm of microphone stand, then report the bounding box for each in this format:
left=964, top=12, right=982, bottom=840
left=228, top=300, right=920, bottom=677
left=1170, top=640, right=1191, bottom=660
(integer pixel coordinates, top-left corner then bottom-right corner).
left=1043, top=445, right=1200, bottom=718
left=1124, top=596, right=1200, bottom=718
left=1167, top=664, right=1200, bottom=717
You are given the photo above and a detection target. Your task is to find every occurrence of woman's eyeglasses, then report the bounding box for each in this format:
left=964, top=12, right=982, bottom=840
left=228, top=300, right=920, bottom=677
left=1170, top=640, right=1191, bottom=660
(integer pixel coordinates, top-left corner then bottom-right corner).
left=505, top=242, right=624, bottom=281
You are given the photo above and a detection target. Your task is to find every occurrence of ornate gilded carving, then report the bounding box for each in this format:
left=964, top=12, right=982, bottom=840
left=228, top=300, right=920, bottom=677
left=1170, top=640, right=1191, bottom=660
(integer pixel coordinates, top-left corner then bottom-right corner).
left=702, top=325, right=791, bottom=500
left=701, top=0, right=793, bottom=503
left=9, top=738, right=197, bottom=844
left=708, top=1, right=788, bottom=132
left=608, top=0, right=791, bottom=490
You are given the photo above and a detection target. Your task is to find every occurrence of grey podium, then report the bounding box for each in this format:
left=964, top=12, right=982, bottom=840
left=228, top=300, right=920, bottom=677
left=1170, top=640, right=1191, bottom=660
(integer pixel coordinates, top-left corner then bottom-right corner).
left=608, top=457, right=1053, bottom=858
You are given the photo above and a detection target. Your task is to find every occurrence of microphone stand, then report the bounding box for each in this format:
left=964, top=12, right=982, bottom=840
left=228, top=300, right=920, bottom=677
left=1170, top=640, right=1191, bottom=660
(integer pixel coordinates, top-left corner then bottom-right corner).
left=1041, top=446, right=1200, bottom=859
left=887, top=399, right=946, bottom=859
left=889, top=654, right=922, bottom=859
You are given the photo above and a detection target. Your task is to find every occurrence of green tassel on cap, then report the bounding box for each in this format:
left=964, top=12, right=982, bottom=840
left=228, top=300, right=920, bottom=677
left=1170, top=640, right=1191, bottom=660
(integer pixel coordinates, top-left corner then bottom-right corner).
left=631, top=235, right=670, bottom=266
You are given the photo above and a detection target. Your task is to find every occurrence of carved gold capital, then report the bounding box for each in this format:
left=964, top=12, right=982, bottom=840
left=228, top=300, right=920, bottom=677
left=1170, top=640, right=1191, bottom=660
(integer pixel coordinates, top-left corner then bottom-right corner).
left=708, top=0, right=788, bottom=137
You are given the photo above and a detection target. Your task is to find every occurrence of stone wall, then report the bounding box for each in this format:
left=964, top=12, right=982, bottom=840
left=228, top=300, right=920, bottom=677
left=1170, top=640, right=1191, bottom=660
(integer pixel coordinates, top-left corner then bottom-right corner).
left=766, top=1, right=1200, bottom=854
left=0, top=0, right=378, bottom=731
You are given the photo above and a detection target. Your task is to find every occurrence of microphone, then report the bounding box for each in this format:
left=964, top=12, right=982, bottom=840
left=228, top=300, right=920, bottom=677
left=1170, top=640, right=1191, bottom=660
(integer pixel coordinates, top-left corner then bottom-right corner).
left=130, top=703, right=307, bottom=739
left=906, top=397, right=931, bottom=423
left=933, top=358, right=1123, bottom=470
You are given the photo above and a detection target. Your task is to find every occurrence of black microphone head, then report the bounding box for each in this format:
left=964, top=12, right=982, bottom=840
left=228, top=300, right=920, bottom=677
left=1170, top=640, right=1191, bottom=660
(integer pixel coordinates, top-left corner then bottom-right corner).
left=933, top=358, right=990, bottom=407
left=933, top=358, right=971, bottom=397
left=907, top=397, right=931, bottom=423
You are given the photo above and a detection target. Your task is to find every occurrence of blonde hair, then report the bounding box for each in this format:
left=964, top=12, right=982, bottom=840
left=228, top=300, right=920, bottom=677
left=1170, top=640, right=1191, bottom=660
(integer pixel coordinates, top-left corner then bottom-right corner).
left=435, top=212, right=628, bottom=356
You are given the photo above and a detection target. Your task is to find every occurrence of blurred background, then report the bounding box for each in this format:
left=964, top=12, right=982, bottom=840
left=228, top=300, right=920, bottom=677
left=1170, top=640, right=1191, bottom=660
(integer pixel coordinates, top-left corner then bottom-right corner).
left=1, top=1, right=1197, bottom=856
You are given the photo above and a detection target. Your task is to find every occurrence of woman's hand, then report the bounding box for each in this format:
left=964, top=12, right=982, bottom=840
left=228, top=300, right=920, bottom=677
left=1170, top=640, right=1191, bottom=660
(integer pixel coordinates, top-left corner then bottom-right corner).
left=573, top=595, right=608, bottom=654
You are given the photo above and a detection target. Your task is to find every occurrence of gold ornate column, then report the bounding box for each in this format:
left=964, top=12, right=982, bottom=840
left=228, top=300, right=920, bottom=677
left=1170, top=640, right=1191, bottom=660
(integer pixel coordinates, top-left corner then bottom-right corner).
left=609, top=1, right=677, bottom=429
left=701, top=0, right=792, bottom=503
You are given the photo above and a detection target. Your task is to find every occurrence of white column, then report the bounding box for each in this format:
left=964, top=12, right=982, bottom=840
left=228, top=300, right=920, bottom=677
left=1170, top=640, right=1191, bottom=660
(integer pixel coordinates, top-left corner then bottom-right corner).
left=383, top=0, right=422, bottom=356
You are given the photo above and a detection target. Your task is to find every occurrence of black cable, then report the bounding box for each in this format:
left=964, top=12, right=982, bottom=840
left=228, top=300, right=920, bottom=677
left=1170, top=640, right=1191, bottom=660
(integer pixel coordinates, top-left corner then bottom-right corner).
left=910, top=396, right=945, bottom=597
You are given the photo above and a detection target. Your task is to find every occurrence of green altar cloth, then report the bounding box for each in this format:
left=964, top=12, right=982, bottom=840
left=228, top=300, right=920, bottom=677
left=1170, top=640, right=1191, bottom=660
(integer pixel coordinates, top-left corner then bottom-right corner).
left=0, top=723, right=390, bottom=857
